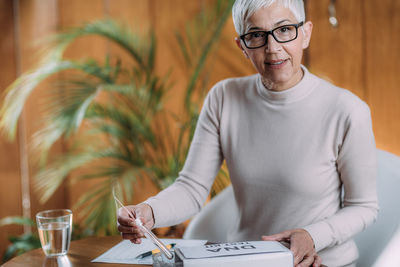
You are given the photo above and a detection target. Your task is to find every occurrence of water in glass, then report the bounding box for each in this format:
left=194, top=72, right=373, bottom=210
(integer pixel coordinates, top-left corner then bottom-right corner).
left=38, top=222, right=71, bottom=256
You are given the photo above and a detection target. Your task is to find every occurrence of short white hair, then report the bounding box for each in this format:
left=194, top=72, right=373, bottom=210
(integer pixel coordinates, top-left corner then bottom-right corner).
left=232, top=0, right=306, bottom=35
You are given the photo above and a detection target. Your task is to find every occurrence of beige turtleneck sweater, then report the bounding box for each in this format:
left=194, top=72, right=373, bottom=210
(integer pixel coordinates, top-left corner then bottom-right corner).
left=145, top=66, right=378, bottom=267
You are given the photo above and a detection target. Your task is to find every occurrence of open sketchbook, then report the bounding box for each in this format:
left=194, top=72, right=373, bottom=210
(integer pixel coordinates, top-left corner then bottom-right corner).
left=92, top=238, right=206, bottom=265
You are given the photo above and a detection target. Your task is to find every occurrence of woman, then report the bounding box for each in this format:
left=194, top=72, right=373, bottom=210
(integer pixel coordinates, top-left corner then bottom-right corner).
left=117, top=1, right=378, bottom=266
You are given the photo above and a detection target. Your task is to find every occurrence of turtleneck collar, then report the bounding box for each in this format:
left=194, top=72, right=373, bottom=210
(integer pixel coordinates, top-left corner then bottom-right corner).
left=256, top=65, right=318, bottom=105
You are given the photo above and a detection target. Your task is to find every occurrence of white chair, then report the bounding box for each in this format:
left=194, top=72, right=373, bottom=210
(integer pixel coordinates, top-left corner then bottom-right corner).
left=183, top=149, right=400, bottom=267
left=354, top=150, right=400, bottom=267
left=183, top=185, right=238, bottom=242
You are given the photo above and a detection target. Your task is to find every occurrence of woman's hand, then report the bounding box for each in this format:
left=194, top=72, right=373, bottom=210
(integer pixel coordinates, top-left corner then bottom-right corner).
left=262, top=228, right=322, bottom=267
left=117, top=203, right=155, bottom=244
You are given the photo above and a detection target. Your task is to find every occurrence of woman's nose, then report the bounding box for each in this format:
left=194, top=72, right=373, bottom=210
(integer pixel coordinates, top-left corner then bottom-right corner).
left=265, top=34, right=282, bottom=52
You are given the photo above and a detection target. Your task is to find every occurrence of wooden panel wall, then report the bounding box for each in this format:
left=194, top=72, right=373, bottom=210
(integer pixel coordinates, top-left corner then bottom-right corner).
left=57, top=0, right=111, bottom=222
left=1, top=0, right=399, bottom=259
left=0, top=0, right=67, bottom=257
left=18, top=0, right=67, bottom=221
left=364, top=0, right=400, bottom=153
left=307, top=0, right=400, bottom=155
left=0, top=0, right=22, bottom=257
left=307, top=0, right=365, bottom=98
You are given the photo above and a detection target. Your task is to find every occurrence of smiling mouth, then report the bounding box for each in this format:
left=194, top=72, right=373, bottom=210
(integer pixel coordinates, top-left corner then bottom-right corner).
left=266, top=59, right=288, bottom=65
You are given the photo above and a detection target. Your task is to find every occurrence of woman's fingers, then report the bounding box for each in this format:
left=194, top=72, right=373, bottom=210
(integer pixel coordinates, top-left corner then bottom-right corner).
left=261, top=230, right=291, bottom=241
left=291, top=230, right=316, bottom=266
left=131, top=238, right=142, bottom=244
left=117, top=214, right=134, bottom=227
left=121, top=232, right=143, bottom=240
left=262, top=229, right=320, bottom=267
left=313, top=255, right=322, bottom=267
left=117, top=205, right=143, bottom=243
left=296, top=254, right=315, bottom=267
left=136, top=203, right=155, bottom=229
left=117, top=223, right=141, bottom=234
left=117, top=206, right=136, bottom=227
left=116, top=203, right=156, bottom=245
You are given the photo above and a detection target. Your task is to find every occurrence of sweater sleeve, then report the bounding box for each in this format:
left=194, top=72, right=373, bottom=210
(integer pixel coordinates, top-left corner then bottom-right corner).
left=303, top=101, right=379, bottom=252
left=144, top=86, right=224, bottom=228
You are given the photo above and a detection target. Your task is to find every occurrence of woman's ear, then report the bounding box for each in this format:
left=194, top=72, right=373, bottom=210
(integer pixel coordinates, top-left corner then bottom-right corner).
left=302, top=21, right=313, bottom=49
left=235, top=37, right=250, bottom=59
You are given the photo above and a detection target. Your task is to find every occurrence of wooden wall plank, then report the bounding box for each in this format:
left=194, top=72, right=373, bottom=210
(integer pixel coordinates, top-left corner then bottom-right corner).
left=59, top=0, right=107, bottom=60
left=108, top=0, right=160, bottom=203
left=17, top=0, right=67, bottom=221
left=0, top=0, right=23, bottom=257
left=153, top=0, right=198, bottom=111
left=57, top=0, right=108, bottom=212
left=0, top=1, right=20, bottom=169
left=307, top=0, right=400, bottom=156
left=307, top=0, right=365, bottom=100
left=108, top=0, right=151, bottom=28
left=107, top=0, right=152, bottom=81
left=364, top=0, right=400, bottom=155
left=210, top=14, right=255, bottom=86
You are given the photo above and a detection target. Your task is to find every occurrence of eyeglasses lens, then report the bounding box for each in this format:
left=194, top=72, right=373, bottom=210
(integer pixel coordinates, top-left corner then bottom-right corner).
left=243, top=25, right=298, bottom=48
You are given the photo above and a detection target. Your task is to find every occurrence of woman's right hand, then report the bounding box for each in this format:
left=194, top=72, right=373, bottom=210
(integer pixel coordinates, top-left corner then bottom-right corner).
left=262, top=229, right=322, bottom=267
left=117, top=203, right=155, bottom=244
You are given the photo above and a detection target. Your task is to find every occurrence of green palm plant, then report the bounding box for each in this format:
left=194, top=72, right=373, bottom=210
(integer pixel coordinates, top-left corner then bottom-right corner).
left=0, top=0, right=233, bottom=238
left=0, top=217, right=40, bottom=262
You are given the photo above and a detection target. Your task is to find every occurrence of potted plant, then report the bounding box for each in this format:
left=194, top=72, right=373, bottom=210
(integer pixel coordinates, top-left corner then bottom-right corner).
left=0, top=0, right=233, bottom=249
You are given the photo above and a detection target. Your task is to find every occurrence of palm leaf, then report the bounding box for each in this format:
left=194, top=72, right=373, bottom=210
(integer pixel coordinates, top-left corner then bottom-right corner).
left=2, top=234, right=41, bottom=263
left=0, top=60, right=77, bottom=140
left=47, top=19, right=151, bottom=69
left=0, top=217, right=36, bottom=227
left=35, top=152, right=96, bottom=203
left=76, top=179, right=118, bottom=235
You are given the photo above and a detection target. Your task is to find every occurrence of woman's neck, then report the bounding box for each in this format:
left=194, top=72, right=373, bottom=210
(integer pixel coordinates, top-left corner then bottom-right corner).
left=261, top=68, right=304, bottom=92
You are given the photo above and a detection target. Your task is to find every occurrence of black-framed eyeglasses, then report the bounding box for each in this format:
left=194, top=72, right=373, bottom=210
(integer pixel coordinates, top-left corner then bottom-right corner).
left=240, top=21, right=304, bottom=49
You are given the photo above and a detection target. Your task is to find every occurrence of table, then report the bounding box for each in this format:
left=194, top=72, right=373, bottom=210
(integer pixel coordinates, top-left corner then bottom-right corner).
left=1, top=236, right=142, bottom=267
left=2, top=236, right=329, bottom=267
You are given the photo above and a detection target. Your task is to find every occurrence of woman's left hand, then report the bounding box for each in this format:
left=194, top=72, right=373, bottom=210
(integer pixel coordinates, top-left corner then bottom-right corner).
left=261, top=229, right=322, bottom=267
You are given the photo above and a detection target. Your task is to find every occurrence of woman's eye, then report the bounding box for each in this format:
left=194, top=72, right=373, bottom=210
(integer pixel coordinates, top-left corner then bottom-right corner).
left=279, top=27, right=290, bottom=33
left=250, top=32, right=264, bottom=38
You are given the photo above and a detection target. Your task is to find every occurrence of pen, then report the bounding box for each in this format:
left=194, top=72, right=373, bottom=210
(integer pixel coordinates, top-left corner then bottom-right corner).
left=135, top=243, right=176, bottom=259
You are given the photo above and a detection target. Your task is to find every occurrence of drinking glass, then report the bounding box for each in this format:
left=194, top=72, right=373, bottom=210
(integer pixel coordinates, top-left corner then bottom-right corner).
left=36, top=209, right=72, bottom=257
